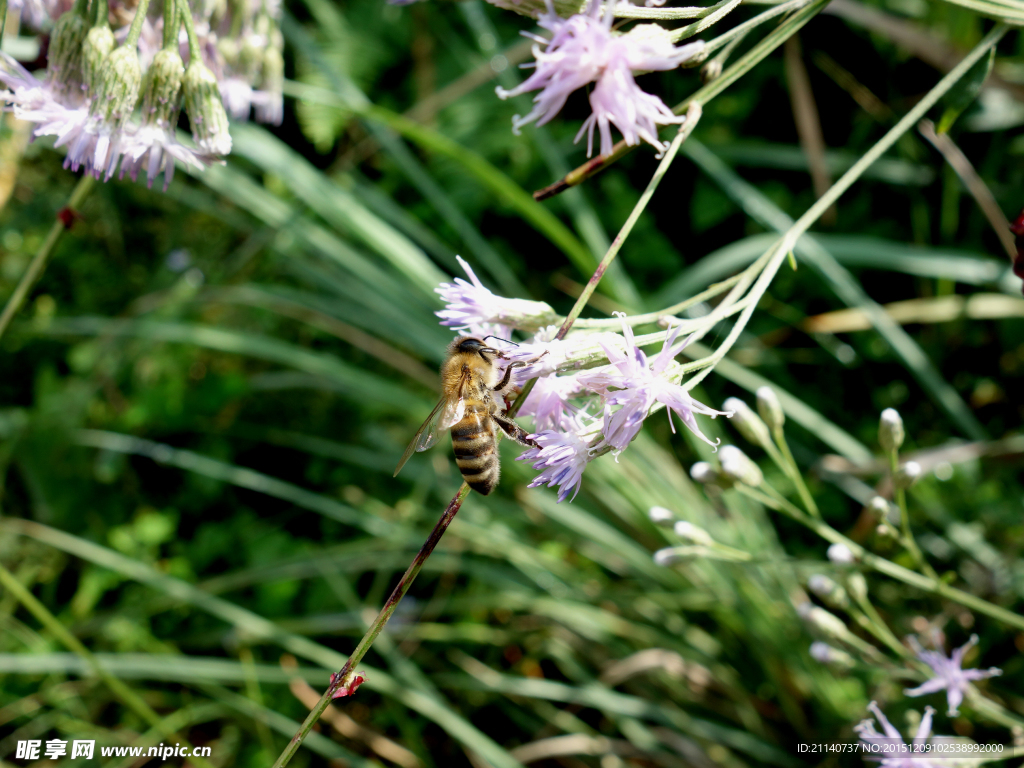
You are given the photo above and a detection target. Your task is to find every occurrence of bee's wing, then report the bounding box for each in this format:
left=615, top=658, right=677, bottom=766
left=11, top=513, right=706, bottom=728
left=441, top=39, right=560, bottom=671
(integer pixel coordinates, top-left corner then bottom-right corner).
left=394, top=369, right=470, bottom=477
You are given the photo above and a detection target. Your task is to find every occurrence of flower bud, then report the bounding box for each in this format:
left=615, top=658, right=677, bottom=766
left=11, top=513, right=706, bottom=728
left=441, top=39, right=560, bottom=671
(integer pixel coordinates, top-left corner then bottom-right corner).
left=140, top=48, right=185, bottom=127
left=689, top=461, right=717, bottom=484
left=654, top=546, right=693, bottom=566
left=827, top=543, right=855, bottom=564
left=700, top=59, right=722, bottom=84
left=239, top=32, right=264, bottom=80
left=673, top=520, right=715, bottom=547
left=81, top=24, right=115, bottom=94
left=255, top=45, right=284, bottom=125
left=894, top=461, right=922, bottom=490
left=879, top=408, right=905, bottom=453
left=89, top=45, right=142, bottom=127
left=809, top=641, right=855, bottom=669
left=648, top=506, right=675, bottom=526
left=183, top=60, right=232, bottom=155
left=722, top=398, right=771, bottom=448
left=756, top=386, right=785, bottom=431
left=808, top=574, right=849, bottom=609
left=47, top=11, right=90, bottom=100
left=798, top=603, right=849, bottom=641
left=869, top=496, right=899, bottom=525
left=719, top=445, right=763, bottom=487
left=845, top=572, right=868, bottom=604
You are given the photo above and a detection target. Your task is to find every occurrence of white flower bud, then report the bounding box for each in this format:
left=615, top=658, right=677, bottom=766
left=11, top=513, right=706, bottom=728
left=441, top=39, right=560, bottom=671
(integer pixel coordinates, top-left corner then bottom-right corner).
left=648, top=506, right=675, bottom=526
left=183, top=60, right=232, bottom=155
left=798, top=603, right=849, bottom=640
left=90, top=45, right=142, bottom=128
left=81, top=24, right=115, bottom=94
left=809, top=641, right=855, bottom=669
left=653, top=546, right=691, bottom=566
left=879, top=408, right=905, bottom=453
left=719, top=445, right=763, bottom=487
left=827, top=543, right=855, bottom=564
left=894, top=461, right=922, bottom=490
left=808, top=574, right=849, bottom=609
left=689, top=461, right=717, bottom=484
left=756, top=386, right=785, bottom=431
left=673, top=520, right=715, bottom=547
left=868, top=496, right=899, bottom=525
left=722, top=398, right=771, bottom=448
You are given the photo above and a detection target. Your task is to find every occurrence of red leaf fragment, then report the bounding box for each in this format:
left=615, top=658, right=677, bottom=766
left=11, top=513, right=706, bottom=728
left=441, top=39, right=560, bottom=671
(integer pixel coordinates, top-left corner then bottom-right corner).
left=328, top=672, right=366, bottom=699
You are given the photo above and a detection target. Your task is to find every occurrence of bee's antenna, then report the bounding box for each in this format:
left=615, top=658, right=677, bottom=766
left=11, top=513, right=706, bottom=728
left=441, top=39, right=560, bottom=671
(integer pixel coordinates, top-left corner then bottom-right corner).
left=483, top=335, right=519, bottom=347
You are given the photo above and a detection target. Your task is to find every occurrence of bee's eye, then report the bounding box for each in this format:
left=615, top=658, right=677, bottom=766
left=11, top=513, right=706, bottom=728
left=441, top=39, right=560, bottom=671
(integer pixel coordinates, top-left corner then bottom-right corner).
left=459, top=339, right=484, bottom=353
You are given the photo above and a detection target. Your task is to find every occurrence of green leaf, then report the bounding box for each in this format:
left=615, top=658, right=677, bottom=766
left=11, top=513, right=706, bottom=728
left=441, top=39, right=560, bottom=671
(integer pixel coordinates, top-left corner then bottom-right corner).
left=937, top=47, right=995, bottom=134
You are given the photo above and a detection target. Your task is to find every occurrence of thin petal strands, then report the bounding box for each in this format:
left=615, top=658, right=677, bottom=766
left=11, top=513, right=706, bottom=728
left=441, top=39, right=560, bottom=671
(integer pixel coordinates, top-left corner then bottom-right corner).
left=904, top=635, right=1002, bottom=716
left=517, top=419, right=596, bottom=502
left=496, top=0, right=704, bottom=156
left=578, top=314, right=731, bottom=452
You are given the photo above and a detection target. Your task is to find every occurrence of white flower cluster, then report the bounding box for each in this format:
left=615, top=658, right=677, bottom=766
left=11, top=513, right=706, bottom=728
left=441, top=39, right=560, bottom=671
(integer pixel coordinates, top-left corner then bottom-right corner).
left=0, top=0, right=283, bottom=189
left=435, top=258, right=732, bottom=502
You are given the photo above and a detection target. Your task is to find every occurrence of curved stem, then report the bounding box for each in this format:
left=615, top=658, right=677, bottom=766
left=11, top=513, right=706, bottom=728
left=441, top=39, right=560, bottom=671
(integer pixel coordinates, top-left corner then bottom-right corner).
left=124, top=0, right=152, bottom=47
left=0, top=175, right=94, bottom=345
left=270, top=483, right=471, bottom=768
left=179, top=0, right=200, bottom=63
left=162, top=0, right=177, bottom=49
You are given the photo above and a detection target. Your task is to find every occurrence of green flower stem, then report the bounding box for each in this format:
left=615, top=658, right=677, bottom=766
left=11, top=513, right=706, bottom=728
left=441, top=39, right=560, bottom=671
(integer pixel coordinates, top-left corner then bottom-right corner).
left=0, top=175, right=94, bottom=345
left=179, top=0, right=201, bottom=63
left=0, top=562, right=216, bottom=768
left=0, top=0, right=7, bottom=42
left=162, top=0, right=176, bottom=49
left=772, top=425, right=820, bottom=518
left=739, top=482, right=1024, bottom=633
left=889, top=448, right=938, bottom=579
left=555, top=104, right=702, bottom=343
left=124, top=0, right=151, bottom=47
left=270, top=483, right=471, bottom=768
left=509, top=108, right=703, bottom=419
left=678, top=23, right=1008, bottom=393
left=93, top=0, right=108, bottom=28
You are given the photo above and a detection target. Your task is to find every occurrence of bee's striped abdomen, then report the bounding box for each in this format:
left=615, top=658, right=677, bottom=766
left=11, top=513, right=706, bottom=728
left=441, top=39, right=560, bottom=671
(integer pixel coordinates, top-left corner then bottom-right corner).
left=451, top=403, right=498, bottom=495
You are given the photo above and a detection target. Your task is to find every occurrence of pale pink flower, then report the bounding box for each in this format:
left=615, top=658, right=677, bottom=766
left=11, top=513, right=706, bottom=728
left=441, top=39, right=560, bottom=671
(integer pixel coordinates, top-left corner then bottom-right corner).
left=517, top=417, right=596, bottom=502
left=496, top=0, right=704, bottom=156
left=578, top=314, right=731, bottom=451
left=435, top=256, right=557, bottom=334
left=516, top=372, right=583, bottom=431
left=904, top=635, right=1001, bottom=716
left=117, top=124, right=219, bottom=190
left=854, top=702, right=946, bottom=768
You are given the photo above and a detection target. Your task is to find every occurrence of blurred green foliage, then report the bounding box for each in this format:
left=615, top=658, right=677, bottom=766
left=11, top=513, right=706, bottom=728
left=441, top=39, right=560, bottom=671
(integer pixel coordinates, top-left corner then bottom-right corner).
left=0, top=0, right=1023, bottom=766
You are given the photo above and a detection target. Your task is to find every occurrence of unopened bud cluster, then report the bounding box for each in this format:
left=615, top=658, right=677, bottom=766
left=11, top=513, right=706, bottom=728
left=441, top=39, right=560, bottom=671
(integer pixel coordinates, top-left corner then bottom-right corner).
left=1, top=0, right=287, bottom=186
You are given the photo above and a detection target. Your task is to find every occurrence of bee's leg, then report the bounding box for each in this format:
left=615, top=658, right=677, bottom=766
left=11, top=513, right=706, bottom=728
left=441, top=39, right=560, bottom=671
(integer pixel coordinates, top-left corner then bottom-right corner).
left=492, top=351, right=550, bottom=395
left=492, top=361, right=525, bottom=394
left=493, top=413, right=537, bottom=448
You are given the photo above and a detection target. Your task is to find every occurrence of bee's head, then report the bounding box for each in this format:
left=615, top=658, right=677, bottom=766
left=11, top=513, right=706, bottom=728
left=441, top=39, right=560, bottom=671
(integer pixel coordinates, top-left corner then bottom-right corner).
left=452, top=336, right=499, bottom=361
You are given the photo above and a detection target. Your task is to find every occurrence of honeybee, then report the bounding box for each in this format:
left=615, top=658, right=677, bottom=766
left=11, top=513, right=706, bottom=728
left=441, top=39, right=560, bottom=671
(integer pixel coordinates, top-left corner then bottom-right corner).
left=394, top=336, right=546, bottom=495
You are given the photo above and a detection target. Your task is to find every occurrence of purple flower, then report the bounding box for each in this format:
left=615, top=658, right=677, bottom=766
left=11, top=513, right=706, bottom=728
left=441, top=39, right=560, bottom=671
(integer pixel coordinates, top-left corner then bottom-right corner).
left=517, top=417, right=596, bottom=502
left=117, top=124, right=219, bottom=190
left=516, top=372, right=583, bottom=431
left=435, top=256, right=557, bottom=334
left=496, top=0, right=704, bottom=156
left=904, top=635, right=1001, bottom=716
left=854, top=702, right=943, bottom=768
left=578, top=314, right=732, bottom=452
